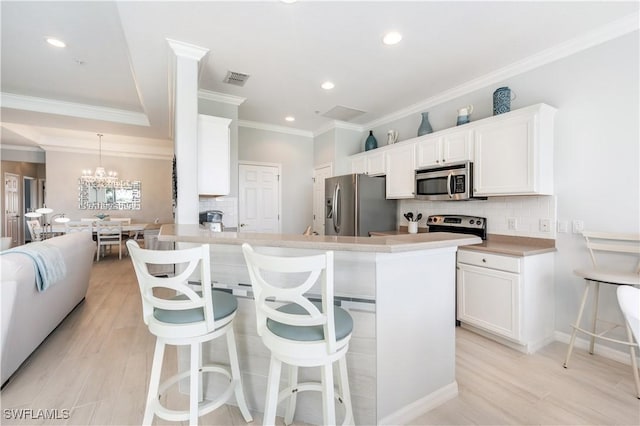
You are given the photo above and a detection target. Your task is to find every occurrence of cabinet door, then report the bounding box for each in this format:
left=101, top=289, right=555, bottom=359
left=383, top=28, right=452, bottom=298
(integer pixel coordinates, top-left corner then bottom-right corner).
left=442, top=130, right=473, bottom=164
left=473, top=114, right=535, bottom=196
left=198, top=115, right=231, bottom=196
left=351, top=156, right=367, bottom=174
left=457, top=263, right=521, bottom=341
left=385, top=143, right=416, bottom=199
left=416, top=135, right=441, bottom=168
left=367, top=151, right=386, bottom=176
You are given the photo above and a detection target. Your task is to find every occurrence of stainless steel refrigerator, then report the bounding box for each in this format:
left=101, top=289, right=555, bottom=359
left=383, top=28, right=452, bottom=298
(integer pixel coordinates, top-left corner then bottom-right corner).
left=325, top=174, right=397, bottom=236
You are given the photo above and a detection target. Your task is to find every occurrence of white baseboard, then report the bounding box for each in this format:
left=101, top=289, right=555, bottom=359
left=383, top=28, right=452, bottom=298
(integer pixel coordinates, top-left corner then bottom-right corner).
left=378, top=381, right=458, bottom=426
left=554, top=331, right=639, bottom=366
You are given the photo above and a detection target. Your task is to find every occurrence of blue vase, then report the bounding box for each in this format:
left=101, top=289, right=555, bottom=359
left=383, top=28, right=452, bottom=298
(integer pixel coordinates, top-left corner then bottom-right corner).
left=364, top=130, right=377, bottom=151
left=493, top=87, right=512, bottom=115
left=417, top=112, right=433, bottom=136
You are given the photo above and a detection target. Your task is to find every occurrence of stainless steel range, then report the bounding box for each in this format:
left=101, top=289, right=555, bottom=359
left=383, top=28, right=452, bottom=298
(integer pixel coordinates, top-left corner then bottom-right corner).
left=426, top=214, right=487, bottom=240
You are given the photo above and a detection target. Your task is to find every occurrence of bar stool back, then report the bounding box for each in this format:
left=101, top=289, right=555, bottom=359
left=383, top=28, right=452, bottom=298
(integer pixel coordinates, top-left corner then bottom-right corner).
left=563, top=231, right=640, bottom=398
left=127, top=240, right=253, bottom=425
left=242, top=243, right=354, bottom=425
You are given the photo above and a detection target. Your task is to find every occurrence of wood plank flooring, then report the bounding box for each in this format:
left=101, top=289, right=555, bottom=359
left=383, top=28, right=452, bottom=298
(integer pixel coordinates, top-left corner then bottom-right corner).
left=1, top=253, right=639, bottom=425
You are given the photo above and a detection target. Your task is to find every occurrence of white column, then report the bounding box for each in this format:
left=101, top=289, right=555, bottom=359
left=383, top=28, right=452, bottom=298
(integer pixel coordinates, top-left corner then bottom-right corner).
left=167, top=39, right=209, bottom=225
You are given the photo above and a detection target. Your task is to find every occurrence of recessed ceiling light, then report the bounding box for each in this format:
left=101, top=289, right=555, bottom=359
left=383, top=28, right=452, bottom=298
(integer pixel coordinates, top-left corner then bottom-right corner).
left=46, top=37, right=66, bottom=48
left=321, top=81, right=335, bottom=90
left=285, top=116, right=295, bottom=122
left=382, top=32, right=402, bottom=46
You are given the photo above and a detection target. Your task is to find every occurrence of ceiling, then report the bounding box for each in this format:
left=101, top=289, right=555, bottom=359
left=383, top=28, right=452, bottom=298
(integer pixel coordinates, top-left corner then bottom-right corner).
left=1, top=1, right=638, bottom=153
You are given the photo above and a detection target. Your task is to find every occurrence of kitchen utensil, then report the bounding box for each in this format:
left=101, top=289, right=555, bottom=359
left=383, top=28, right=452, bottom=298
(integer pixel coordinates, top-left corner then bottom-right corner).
left=416, top=213, right=422, bottom=221
left=403, top=213, right=410, bottom=221
left=406, top=212, right=414, bottom=221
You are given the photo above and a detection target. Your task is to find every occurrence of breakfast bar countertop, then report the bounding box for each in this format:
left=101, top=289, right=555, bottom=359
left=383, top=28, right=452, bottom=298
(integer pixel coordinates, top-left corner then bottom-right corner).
left=158, top=224, right=481, bottom=253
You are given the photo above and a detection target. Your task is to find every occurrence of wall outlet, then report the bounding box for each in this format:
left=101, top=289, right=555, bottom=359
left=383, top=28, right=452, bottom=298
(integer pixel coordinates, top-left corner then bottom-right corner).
left=572, top=220, right=585, bottom=234
left=539, top=218, right=551, bottom=232
left=507, top=217, right=517, bottom=230
left=557, top=220, right=569, bottom=233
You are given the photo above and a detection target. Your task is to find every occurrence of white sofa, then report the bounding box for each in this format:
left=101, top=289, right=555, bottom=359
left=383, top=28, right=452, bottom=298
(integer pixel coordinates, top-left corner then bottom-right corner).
left=1, top=232, right=95, bottom=386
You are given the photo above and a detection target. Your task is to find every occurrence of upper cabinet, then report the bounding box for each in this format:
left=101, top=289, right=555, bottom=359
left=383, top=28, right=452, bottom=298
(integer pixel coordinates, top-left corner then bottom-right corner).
left=348, top=103, right=556, bottom=199
left=350, top=150, right=385, bottom=176
left=385, top=143, right=416, bottom=199
left=198, top=114, right=231, bottom=196
left=473, top=104, right=556, bottom=196
left=417, top=127, right=473, bottom=168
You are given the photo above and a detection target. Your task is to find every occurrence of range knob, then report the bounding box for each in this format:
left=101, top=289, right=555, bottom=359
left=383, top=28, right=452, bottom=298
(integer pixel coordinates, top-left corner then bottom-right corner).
left=469, top=219, right=475, bottom=225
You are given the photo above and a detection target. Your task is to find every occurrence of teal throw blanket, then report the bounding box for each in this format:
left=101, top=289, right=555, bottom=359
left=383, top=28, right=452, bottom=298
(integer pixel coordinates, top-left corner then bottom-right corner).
left=1, top=242, right=67, bottom=292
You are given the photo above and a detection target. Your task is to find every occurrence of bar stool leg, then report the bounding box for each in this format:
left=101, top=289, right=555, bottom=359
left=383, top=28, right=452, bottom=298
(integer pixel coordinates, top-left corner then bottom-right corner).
left=284, top=365, right=298, bottom=425
left=226, top=329, right=253, bottom=422
left=264, top=356, right=282, bottom=425
left=338, top=356, right=354, bottom=425
left=144, top=339, right=165, bottom=425
left=321, top=362, right=336, bottom=426
left=589, top=281, right=600, bottom=354
left=190, top=342, right=200, bottom=425
left=624, top=321, right=640, bottom=398
left=564, top=281, right=591, bottom=368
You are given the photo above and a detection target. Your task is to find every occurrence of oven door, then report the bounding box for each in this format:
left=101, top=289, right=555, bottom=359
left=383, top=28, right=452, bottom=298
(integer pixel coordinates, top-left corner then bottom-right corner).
left=415, top=162, right=471, bottom=201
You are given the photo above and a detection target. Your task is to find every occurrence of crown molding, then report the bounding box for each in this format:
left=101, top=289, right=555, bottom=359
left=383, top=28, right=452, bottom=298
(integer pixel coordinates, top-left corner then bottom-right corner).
left=362, top=11, right=640, bottom=130
left=238, top=120, right=313, bottom=138
left=166, top=38, right=209, bottom=61
left=313, top=120, right=365, bottom=138
left=39, top=144, right=173, bottom=160
left=0, top=143, right=44, bottom=152
left=199, top=89, right=246, bottom=106
left=0, top=92, right=150, bottom=126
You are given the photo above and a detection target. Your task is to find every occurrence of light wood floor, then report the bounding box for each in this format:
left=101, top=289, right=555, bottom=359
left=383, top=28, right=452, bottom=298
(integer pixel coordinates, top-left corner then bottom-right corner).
left=1, top=254, right=639, bottom=425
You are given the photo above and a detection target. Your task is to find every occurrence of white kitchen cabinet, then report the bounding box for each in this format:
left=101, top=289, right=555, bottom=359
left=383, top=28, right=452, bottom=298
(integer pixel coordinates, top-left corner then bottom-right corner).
left=416, top=128, right=473, bottom=168
left=385, top=143, right=416, bottom=199
left=350, top=150, right=385, bottom=176
left=473, top=104, right=556, bottom=196
left=198, top=114, right=231, bottom=196
left=456, top=249, right=554, bottom=353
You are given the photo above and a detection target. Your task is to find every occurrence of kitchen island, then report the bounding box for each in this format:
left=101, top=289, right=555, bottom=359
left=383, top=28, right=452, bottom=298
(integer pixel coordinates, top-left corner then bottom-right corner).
left=158, top=225, right=481, bottom=425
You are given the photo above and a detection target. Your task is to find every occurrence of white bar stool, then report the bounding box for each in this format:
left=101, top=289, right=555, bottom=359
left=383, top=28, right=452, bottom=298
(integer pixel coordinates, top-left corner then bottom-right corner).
left=563, top=231, right=640, bottom=398
left=242, top=243, right=354, bottom=425
left=127, top=240, right=253, bottom=425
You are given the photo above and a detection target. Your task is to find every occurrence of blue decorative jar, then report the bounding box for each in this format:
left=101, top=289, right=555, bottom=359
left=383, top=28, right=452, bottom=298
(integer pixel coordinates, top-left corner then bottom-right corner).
left=417, top=112, right=433, bottom=136
left=364, top=130, right=377, bottom=151
left=493, top=87, right=512, bottom=115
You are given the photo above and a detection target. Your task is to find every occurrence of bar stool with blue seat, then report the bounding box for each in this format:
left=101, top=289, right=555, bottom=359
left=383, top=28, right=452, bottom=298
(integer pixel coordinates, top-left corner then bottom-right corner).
left=242, top=243, right=354, bottom=426
left=127, top=240, right=253, bottom=425
left=563, top=231, right=640, bottom=398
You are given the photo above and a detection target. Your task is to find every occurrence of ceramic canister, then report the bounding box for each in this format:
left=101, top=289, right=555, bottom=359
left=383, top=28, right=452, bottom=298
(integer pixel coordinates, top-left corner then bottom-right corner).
left=493, top=87, right=512, bottom=115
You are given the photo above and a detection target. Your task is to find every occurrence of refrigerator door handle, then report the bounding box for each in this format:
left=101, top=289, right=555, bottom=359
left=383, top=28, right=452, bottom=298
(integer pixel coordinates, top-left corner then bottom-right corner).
left=333, top=183, right=341, bottom=233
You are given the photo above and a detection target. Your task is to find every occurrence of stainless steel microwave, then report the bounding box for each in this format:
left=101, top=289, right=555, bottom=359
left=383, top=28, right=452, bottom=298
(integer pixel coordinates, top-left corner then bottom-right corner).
left=415, top=161, right=483, bottom=201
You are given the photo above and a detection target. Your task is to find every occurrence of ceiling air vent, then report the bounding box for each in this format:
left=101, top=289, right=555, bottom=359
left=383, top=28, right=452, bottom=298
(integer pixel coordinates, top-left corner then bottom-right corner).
left=223, top=71, right=250, bottom=87
left=321, top=105, right=366, bottom=121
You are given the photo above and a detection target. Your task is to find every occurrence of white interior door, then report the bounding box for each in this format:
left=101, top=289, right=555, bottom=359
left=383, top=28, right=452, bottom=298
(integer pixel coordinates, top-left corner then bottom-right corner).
left=4, top=173, right=20, bottom=246
left=313, top=164, right=332, bottom=235
left=239, top=163, right=281, bottom=233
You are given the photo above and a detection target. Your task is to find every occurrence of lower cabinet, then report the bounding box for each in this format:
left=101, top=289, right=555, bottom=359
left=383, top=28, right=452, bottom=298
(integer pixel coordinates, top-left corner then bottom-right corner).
left=456, top=249, right=554, bottom=353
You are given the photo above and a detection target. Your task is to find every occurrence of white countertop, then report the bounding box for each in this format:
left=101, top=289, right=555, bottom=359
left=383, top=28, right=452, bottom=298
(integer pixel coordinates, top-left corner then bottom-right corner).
left=158, top=224, right=481, bottom=253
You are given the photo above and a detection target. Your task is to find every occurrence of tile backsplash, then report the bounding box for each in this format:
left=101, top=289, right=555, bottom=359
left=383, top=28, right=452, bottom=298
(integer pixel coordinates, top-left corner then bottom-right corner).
left=400, top=195, right=557, bottom=239
left=199, top=196, right=238, bottom=228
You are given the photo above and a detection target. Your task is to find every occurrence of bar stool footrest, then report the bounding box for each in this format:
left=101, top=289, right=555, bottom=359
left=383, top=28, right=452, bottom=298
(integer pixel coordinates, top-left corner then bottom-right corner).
left=153, top=365, right=235, bottom=422
left=277, top=381, right=353, bottom=426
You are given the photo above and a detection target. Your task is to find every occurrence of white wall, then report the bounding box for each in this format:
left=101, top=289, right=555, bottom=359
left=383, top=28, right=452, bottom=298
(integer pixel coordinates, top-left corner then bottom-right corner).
left=238, top=126, right=314, bottom=234
left=367, top=32, right=639, bottom=348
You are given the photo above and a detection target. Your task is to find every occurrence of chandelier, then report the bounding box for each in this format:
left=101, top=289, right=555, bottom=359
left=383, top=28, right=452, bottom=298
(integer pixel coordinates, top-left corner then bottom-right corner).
left=80, top=133, right=118, bottom=184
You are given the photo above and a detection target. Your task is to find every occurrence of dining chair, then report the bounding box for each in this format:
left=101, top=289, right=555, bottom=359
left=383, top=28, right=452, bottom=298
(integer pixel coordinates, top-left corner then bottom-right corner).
left=26, top=220, right=43, bottom=242
left=126, top=240, right=253, bottom=425
left=242, top=243, right=354, bottom=425
left=563, top=231, right=640, bottom=398
left=95, top=221, right=123, bottom=261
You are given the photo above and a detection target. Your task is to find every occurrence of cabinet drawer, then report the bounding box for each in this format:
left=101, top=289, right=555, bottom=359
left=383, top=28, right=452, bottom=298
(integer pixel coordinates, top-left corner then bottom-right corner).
left=458, top=250, right=521, bottom=273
